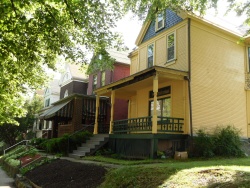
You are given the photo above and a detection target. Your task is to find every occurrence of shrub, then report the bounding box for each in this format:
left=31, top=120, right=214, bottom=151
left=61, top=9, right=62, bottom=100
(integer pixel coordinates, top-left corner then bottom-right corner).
left=40, top=131, right=92, bottom=155
left=193, top=126, right=244, bottom=158
left=193, top=129, right=215, bottom=158
left=213, top=125, right=244, bottom=157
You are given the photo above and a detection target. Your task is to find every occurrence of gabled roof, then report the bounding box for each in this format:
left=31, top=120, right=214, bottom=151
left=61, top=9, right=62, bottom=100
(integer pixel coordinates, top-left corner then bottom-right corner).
left=107, top=49, right=130, bottom=65
left=67, top=63, right=88, bottom=81
left=135, top=9, right=249, bottom=46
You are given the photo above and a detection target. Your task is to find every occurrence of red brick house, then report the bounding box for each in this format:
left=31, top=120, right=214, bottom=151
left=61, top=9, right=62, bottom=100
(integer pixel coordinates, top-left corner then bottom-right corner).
left=87, top=49, right=130, bottom=121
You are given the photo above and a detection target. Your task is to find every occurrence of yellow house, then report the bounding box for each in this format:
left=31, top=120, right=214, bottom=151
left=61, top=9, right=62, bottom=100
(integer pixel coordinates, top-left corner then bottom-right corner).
left=94, top=10, right=250, bottom=158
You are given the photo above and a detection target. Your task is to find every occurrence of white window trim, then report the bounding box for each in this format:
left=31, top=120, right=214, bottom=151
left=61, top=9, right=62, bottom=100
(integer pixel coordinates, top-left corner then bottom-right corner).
left=64, top=89, right=68, bottom=98
left=155, top=12, right=165, bottom=32
left=166, top=31, right=176, bottom=63
left=147, top=43, right=154, bottom=68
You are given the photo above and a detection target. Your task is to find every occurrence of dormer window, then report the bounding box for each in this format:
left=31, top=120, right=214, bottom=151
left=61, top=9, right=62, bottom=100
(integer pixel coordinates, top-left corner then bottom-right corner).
left=148, top=44, right=154, bottom=68
left=155, top=12, right=165, bottom=31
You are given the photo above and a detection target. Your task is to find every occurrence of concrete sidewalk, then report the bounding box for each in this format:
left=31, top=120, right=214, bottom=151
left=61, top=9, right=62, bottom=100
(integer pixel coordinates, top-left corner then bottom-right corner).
left=0, top=167, right=15, bottom=188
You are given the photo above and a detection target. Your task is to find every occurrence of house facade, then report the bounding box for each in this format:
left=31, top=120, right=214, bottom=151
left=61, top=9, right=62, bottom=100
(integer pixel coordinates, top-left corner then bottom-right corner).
left=36, top=79, right=60, bottom=138
left=88, top=49, right=130, bottom=121
left=94, top=10, right=250, bottom=158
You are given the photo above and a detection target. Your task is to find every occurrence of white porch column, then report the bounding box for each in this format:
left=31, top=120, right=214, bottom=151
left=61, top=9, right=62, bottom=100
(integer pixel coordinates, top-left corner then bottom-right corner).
left=109, top=90, right=115, bottom=134
left=152, top=74, right=158, bottom=134
left=94, top=94, right=100, bottom=134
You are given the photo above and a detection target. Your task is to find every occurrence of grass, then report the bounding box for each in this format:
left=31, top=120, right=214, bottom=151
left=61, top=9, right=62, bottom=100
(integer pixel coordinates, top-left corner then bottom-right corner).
left=84, top=156, right=250, bottom=188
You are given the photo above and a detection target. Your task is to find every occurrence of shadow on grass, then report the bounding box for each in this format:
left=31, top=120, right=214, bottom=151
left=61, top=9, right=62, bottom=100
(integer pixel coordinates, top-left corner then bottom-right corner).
left=99, top=157, right=250, bottom=188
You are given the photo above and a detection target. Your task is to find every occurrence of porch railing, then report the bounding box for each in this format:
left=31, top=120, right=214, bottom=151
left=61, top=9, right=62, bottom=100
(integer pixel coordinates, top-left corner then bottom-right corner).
left=113, top=116, right=184, bottom=134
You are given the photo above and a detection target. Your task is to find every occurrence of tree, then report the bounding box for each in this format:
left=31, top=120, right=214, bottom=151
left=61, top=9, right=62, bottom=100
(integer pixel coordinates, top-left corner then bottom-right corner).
left=0, top=95, right=43, bottom=146
left=0, top=0, right=124, bottom=125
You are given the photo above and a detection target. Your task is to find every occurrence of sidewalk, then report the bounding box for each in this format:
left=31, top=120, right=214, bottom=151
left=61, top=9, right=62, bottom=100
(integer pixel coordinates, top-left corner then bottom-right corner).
left=0, top=167, right=15, bottom=188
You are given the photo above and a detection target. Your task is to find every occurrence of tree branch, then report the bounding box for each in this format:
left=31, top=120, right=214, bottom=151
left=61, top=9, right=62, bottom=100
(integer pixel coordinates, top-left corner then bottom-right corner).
left=9, top=0, right=17, bottom=17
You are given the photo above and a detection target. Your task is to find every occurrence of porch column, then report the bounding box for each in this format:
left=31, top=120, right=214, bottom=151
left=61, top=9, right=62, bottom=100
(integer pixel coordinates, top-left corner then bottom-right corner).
left=109, top=90, right=115, bottom=134
left=94, top=94, right=100, bottom=134
left=152, top=74, right=158, bottom=134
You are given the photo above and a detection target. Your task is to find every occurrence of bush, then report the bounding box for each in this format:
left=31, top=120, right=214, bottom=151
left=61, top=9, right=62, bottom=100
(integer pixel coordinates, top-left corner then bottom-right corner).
left=213, top=126, right=244, bottom=157
left=193, top=125, right=244, bottom=158
left=193, top=129, right=215, bottom=158
left=40, top=131, right=92, bottom=155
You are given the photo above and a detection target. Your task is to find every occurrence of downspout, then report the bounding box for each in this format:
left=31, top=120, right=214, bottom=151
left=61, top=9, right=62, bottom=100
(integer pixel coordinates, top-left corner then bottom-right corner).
left=187, top=18, right=193, bottom=138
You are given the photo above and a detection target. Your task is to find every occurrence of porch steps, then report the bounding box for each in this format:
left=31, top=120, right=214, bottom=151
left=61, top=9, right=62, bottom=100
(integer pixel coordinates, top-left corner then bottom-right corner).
left=69, top=134, right=109, bottom=159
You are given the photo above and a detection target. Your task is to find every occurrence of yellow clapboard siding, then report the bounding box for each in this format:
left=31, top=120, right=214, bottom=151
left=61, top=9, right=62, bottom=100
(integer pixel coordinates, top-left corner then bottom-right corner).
left=130, top=56, right=138, bottom=75
left=191, top=20, right=247, bottom=137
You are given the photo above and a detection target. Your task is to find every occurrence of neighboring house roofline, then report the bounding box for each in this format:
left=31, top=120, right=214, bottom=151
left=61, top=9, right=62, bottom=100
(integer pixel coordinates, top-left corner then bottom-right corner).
left=59, top=78, right=88, bottom=87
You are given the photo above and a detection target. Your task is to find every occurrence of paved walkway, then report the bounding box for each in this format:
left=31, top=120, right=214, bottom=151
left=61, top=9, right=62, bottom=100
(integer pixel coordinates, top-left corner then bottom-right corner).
left=0, top=167, right=15, bottom=188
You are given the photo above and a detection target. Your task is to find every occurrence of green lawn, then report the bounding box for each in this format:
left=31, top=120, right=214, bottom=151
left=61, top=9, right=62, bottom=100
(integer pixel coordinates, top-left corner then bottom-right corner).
left=84, top=157, right=250, bottom=188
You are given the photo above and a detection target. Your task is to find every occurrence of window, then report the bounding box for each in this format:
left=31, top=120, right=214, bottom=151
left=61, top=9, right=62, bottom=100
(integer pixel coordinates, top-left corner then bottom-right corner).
left=149, top=86, right=171, bottom=117
left=45, top=98, right=50, bottom=107
left=101, top=71, right=105, bottom=86
left=93, top=74, right=97, bottom=92
left=64, top=89, right=68, bottom=98
left=148, top=44, right=154, bottom=68
left=149, top=98, right=171, bottom=117
left=155, top=12, right=165, bottom=31
left=167, top=33, right=175, bottom=62
left=248, top=47, right=250, bottom=71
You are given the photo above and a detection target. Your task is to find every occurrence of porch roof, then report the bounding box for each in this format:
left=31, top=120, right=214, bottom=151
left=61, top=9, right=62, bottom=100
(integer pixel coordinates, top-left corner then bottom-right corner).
left=95, top=66, right=188, bottom=99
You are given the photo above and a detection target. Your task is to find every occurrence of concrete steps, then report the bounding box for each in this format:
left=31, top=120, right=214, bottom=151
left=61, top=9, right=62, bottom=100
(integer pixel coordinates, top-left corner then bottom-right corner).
left=69, top=134, right=109, bottom=159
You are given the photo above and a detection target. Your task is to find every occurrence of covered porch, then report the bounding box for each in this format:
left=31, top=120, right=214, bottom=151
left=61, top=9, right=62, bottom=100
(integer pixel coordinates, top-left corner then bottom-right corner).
left=39, top=94, right=110, bottom=138
left=94, top=66, right=190, bottom=136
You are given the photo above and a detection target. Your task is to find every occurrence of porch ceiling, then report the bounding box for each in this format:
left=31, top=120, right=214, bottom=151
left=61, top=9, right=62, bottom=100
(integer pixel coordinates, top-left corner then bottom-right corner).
left=95, top=66, right=188, bottom=99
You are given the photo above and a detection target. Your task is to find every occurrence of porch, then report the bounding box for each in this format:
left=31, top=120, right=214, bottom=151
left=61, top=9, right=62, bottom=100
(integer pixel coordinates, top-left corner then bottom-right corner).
left=112, top=116, right=184, bottom=134
left=94, top=66, right=190, bottom=136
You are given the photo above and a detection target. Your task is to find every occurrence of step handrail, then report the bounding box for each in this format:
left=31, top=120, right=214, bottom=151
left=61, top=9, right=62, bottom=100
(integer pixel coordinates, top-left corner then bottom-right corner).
left=4, top=140, right=29, bottom=155
left=67, top=123, right=94, bottom=154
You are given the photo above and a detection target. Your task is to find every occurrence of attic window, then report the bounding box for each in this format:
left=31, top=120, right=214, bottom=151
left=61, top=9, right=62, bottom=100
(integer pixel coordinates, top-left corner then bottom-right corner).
left=155, top=12, right=165, bottom=31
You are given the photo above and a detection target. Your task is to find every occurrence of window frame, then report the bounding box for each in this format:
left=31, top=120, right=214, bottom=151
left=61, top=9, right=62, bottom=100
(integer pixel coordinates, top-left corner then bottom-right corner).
left=148, top=86, right=171, bottom=117
left=147, top=43, right=154, bottom=68
left=64, top=89, right=68, bottom=98
left=92, top=74, right=97, bottom=93
left=166, top=32, right=176, bottom=63
left=248, top=47, right=250, bottom=72
left=101, top=71, right=106, bottom=86
left=149, top=97, right=171, bottom=117
left=155, top=12, right=165, bottom=31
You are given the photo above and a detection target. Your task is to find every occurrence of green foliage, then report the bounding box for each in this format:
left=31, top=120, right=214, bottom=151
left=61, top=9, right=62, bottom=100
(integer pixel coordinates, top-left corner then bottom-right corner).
left=2, top=145, right=38, bottom=168
left=38, top=131, right=92, bottom=155
left=0, top=96, right=44, bottom=145
left=193, top=129, right=215, bottom=158
left=213, top=126, right=244, bottom=157
left=193, top=125, right=244, bottom=158
left=0, top=0, right=125, bottom=125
